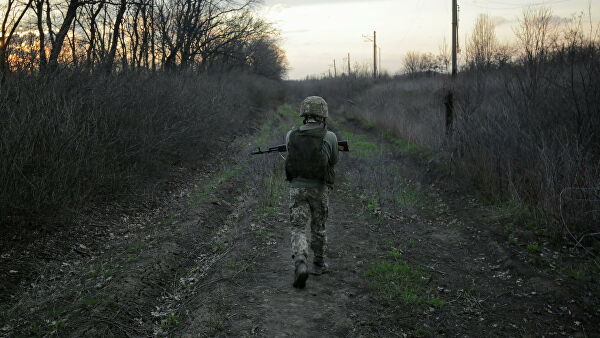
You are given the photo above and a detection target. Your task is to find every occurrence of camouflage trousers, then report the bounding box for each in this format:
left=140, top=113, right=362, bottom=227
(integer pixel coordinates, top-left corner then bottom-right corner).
left=289, top=186, right=330, bottom=264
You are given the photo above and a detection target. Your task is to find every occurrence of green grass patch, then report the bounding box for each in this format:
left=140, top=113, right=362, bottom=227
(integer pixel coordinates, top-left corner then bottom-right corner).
left=160, top=313, right=179, bottom=329
left=559, top=263, right=600, bottom=281
left=212, top=238, right=228, bottom=253
left=388, top=248, right=403, bottom=259
left=527, top=243, right=540, bottom=253
left=257, top=205, right=279, bottom=217
left=127, top=240, right=148, bottom=254
left=255, top=229, right=277, bottom=239
left=366, top=249, right=440, bottom=307
left=339, top=130, right=379, bottom=160
left=192, top=165, right=241, bottom=204
left=395, top=185, right=425, bottom=208
left=80, top=296, right=100, bottom=307
left=429, top=297, right=445, bottom=308
left=358, top=193, right=380, bottom=216
left=487, top=200, right=561, bottom=244
left=277, top=104, right=302, bottom=126
left=383, top=131, right=424, bottom=154
left=367, top=259, right=424, bottom=303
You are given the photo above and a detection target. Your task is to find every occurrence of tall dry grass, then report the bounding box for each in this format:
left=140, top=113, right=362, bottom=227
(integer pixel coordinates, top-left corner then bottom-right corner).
left=0, top=71, right=283, bottom=226
left=289, top=33, right=599, bottom=238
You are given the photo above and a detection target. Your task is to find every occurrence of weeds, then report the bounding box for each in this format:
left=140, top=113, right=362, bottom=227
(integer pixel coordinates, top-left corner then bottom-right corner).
left=395, top=185, right=425, bottom=208
left=358, top=193, right=379, bottom=216
left=255, top=229, right=277, bottom=239
left=366, top=248, right=441, bottom=307
left=0, top=72, right=281, bottom=229
left=160, top=313, right=179, bottom=329
left=191, top=165, right=242, bottom=204
left=339, top=131, right=378, bottom=160
left=128, top=240, right=148, bottom=254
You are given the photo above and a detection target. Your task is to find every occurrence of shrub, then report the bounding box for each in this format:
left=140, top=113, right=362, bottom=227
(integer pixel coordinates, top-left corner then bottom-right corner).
left=0, top=71, right=282, bottom=227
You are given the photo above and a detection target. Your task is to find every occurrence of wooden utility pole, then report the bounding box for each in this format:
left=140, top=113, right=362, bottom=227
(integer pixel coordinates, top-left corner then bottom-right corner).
left=378, top=47, right=381, bottom=77
left=447, top=0, right=458, bottom=136
left=347, top=52, right=351, bottom=75
left=333, top=59, right=337, bottom=77
left=373, top=31, right=377, bottom=78
left=451, top=0, right=458, bottom=77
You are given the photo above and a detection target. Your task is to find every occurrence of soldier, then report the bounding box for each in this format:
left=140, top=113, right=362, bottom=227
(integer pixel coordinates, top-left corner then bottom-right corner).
left=285, top=96, right=339, bottom=289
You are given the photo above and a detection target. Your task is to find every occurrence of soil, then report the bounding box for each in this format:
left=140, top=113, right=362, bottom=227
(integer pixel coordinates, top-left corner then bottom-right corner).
left=1, top=110, right=598, bottom=337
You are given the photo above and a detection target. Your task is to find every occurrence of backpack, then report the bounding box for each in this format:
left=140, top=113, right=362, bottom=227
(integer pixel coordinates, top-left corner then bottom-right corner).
left=285, top=126, right=334, bottom=184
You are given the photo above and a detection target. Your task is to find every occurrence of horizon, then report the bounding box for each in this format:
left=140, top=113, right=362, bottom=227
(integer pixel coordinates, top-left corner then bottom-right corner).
left=260, top=0, right=598, bottom=79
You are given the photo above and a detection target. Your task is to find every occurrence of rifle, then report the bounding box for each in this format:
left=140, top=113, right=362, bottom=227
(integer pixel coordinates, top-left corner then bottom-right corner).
left=251, top=140, right=349, bottom=155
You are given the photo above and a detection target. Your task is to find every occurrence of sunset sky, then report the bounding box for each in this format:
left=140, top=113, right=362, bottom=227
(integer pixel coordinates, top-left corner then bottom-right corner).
left=259, top=0, right=597, bottom=79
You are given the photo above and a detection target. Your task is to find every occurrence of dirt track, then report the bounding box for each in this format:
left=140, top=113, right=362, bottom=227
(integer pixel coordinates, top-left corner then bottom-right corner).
left=1, top=108, right=598, bottom=337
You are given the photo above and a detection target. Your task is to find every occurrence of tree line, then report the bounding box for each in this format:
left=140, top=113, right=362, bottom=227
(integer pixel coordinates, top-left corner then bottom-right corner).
left=402, top=7, right=598, bottom=75
left=0, top=0, right=287, bottom=78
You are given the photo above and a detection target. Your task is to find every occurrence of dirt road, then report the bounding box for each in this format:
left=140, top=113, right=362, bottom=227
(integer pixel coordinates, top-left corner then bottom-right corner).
left=1, top=107, right=598, bottom=337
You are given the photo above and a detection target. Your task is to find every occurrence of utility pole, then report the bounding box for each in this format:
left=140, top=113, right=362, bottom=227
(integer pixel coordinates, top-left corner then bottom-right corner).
left=447, top=0, right=458, bottom=136
left=333, top=59, right=337, bottom=77
left=373, top=31, right=377, bottom=78
left=378, top=47, right=381, bottom=77
left=347, top=52, right=351, bottom=75
left=451, top=0, right=458, bottom=77
left=362, top=31, right=377, bottom=78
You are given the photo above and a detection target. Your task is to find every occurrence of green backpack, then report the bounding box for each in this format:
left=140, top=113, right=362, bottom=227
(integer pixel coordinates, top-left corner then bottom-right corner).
left=285, top=126, right=334, bottom=184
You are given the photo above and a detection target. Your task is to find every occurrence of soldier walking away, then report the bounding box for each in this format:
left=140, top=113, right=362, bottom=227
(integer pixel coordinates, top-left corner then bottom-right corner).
left=285, top=96, right=339, bottom=289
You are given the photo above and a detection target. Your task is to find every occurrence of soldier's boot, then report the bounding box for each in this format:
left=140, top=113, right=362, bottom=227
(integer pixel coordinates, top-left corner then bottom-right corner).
left=311, top=261, right=329, bottom=275
left=293, top=260, right=309, bottom=289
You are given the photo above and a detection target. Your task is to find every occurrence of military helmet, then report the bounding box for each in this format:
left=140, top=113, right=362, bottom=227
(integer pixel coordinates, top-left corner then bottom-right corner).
left=300, top=96, right=328, bottom=119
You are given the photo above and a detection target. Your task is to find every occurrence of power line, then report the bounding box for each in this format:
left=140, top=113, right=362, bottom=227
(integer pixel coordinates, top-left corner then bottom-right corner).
left=466, top=0, right=575, bottom=10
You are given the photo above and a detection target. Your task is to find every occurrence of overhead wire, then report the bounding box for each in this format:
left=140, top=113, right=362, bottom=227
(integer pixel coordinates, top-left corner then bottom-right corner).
left=466, top=0, right=575, bottom=10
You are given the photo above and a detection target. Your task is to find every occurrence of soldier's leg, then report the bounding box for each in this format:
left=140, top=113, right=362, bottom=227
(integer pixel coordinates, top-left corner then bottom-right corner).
left=308, top=186, right=330, bottom=265
left=289, top=188, right=310, bottom=264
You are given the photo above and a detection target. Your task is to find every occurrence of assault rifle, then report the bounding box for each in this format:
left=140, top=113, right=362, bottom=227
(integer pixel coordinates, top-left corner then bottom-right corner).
left=251, top=140, right=349, bottom=155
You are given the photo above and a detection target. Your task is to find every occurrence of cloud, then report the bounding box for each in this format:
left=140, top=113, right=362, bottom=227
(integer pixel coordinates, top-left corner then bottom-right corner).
left=491, top=16, right=513, bottom=26
left=262, top=0, right=368, bottom=8
left=549, top=15, right=573, bottom=24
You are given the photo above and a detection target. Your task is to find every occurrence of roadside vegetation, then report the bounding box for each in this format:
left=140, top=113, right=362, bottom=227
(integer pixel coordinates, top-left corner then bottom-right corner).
left=289, top=6, right=600, bottom=253
left=0, top=0, right=287, bottom=231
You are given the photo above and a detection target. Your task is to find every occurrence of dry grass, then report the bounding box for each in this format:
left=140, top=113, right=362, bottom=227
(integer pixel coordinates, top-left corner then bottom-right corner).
left=0, top=71, right=282, bottom=228
left=288, top=42, right=599, bottom=239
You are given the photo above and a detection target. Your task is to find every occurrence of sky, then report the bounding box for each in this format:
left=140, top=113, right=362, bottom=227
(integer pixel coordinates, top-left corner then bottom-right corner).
left=258, top=0, right=598, bottom=79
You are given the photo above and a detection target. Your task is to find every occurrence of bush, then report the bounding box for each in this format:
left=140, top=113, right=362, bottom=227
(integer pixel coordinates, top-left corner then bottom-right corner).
left=0, top=71, right=282, bottom=226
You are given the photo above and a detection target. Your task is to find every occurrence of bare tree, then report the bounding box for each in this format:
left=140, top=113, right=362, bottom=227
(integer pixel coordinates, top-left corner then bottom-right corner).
left=1, top=0, right=286, bottom=76
left=466, top=14, right=498, bottom=69
left=0, top=0, right=34, bottom=72
left=47, top=0, right=81, bottom=69
left=514, top=6, right=557, bottom=64
left=403, top=51, right=438, bottom=75
left=437, top=36, right=450, bottom=73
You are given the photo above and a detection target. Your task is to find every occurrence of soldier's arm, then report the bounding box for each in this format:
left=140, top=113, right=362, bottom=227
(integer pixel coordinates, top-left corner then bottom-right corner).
left=285, top=130, right=292, bottom=146
left=327, top=131, right=339, bottom=165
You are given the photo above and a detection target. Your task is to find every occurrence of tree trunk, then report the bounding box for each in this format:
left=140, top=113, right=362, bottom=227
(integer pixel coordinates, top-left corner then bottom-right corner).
left=104, top=0, right=127, bottom=74
left=47, top=0, right=79, bottom=69
left=34, top=0, right=47, bottom=70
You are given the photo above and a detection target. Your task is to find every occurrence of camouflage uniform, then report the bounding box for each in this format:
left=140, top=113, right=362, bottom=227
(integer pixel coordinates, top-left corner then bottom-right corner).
left=285, top=97, right=339, bottom=266
left=289, top=186, right=330, bottom=264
